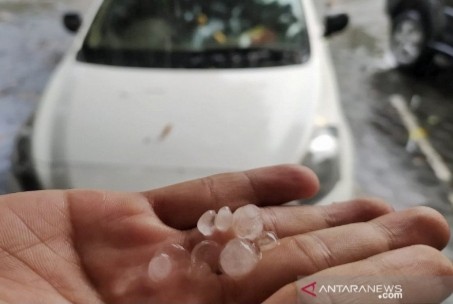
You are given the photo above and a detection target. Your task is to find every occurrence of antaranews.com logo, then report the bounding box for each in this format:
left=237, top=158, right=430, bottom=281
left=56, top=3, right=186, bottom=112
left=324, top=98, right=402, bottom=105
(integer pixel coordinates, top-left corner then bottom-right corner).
left=300, top=281, right=403, bottom=301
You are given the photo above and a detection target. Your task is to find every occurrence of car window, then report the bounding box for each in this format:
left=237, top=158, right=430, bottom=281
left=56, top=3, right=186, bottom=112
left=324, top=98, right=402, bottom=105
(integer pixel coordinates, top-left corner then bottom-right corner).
left=77, top=0, right=310, bottom=68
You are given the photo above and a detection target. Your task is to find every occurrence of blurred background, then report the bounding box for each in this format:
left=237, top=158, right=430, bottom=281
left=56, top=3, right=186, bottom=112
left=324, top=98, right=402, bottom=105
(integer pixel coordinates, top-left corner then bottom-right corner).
left=1, top=0, right=453, bottom=292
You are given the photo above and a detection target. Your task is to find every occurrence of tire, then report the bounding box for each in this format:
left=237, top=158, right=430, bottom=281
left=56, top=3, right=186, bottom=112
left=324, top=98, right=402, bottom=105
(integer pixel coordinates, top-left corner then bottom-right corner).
left=391, top=10, right=434, bottom=73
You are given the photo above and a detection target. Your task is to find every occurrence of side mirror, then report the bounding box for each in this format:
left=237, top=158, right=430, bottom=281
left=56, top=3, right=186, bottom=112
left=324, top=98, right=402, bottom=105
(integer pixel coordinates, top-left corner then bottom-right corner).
left=63, top=12, right=82, bottom=33
left=324, top=13, right=349, bottom=37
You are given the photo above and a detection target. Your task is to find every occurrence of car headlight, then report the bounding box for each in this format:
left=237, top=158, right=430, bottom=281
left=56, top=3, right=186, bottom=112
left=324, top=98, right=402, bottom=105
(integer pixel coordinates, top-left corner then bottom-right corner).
left=11, top=115, right=42, bottom=191
left=302, top=126, right=341, bottom=203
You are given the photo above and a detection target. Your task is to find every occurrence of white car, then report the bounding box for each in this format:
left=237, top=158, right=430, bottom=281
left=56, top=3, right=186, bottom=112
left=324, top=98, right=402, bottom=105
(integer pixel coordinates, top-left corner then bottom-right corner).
left=11, top=0, right=353, bottom=204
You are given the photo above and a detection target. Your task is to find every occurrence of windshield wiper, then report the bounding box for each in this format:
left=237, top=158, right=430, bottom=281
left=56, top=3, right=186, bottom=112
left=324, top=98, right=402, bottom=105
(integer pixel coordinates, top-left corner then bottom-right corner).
left=185, top=47, right=306, bottom=68
left=77, top=46, right=309, bottom=69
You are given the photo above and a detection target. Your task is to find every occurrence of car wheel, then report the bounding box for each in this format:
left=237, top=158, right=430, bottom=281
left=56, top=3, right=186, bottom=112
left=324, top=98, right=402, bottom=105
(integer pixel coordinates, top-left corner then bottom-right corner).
left=391, top=10, right=433, bottom=72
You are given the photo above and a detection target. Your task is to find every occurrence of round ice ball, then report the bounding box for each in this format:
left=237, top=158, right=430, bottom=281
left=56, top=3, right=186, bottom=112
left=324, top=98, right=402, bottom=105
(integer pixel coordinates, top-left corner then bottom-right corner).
left=232, top=204, right=263, bottom=240
left=219, top=238, right=261, bottom=278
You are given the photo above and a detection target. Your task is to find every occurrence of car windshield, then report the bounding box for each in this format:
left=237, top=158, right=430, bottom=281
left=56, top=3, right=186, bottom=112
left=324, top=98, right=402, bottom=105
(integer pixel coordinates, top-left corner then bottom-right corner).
left=78, top=0, right=310, bottom=68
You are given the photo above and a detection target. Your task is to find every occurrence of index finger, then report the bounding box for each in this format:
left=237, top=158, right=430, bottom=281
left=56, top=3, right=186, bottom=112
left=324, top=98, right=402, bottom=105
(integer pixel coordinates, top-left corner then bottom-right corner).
left=142, top=165, right=319, bottom=230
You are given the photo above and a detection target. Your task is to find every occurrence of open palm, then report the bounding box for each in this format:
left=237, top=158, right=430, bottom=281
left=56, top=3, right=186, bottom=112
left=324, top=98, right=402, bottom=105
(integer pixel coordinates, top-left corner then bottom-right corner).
left=0, top=165, right=451, bottom=304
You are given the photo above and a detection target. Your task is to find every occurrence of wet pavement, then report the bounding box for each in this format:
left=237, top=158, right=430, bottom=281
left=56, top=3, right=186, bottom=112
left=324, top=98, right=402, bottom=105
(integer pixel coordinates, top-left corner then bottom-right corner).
left=0, top=0, right=82, bottom=193
left=330, top=0, right=453, bottom=256
left=1, top=0, right=453, bottom=297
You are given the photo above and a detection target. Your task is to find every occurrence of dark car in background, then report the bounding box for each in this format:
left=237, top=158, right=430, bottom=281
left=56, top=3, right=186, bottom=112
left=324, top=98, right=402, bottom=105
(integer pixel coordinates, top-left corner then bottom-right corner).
left=386, top=0, right=453, bottom=71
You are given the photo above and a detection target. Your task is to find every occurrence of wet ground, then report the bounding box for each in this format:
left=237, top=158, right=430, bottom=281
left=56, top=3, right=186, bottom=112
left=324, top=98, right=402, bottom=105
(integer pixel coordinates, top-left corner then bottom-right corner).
left=330, top=0, right=453, bottom=263
left=1, top=0, right=453, bottom=299
left=0, top=0, right=87, bottom=192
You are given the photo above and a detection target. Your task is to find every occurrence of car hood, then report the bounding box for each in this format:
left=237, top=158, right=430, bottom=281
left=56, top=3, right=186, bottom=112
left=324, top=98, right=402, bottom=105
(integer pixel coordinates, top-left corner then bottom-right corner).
left=34, top=61, right=320, bottom=190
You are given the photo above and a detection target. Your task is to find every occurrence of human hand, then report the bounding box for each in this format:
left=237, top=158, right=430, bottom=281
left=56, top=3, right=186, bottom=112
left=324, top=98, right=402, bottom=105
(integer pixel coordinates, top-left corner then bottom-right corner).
left=0, top=165, right=451, bottom=304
